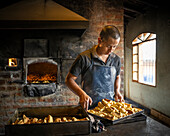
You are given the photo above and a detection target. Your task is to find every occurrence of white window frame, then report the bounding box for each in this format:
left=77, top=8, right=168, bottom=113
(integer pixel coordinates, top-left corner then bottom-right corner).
left=132, top=32, right=156, bottom=87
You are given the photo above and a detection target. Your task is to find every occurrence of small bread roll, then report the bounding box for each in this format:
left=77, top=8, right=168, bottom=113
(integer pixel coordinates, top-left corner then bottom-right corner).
left=54, top=118, right=62, bottom=122
left=44, top=117, right=48, bottom=123
left=32, top=118, right=38, bottom=123
left=62, top=117, right=68, bottom=122
left=37, top=119, right=43, bottom=123
left=23, top=115, right=29, bottom=124
left=18, top=119, right=24, bottom=124
left=48, top=115, right=53, bottom=123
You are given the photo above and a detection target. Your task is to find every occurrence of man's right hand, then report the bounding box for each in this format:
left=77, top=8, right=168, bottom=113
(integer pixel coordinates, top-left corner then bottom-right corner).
left=79, top=94, right=93, bottom=111
left=65, top=73, right=93, bottom=111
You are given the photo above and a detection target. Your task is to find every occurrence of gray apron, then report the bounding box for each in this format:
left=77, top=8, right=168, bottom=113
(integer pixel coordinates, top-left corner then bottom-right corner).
left=81, top=53, right=117, bottom=107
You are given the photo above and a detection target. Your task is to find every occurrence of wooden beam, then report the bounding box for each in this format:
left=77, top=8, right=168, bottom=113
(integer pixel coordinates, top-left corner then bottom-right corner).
left=134, top=0, right=157, bottom=8
left=124, top=14, right=135, bottom=19
left=123, top=7, right=142, bottom=14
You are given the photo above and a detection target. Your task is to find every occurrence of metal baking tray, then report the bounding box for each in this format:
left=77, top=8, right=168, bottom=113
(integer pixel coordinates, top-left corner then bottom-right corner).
left=5, top=105, right=91, bottom=136
left=116, top=113, right=147, bottom=125
left=88, top=107, right=144, bottom=126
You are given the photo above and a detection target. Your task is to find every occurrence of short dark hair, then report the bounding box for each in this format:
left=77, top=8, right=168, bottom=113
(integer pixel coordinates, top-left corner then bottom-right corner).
left=100, top=25, right=120, bottom=41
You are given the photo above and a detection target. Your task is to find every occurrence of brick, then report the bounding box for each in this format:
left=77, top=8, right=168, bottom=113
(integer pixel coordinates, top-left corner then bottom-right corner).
left=0, top=87, right=6, bottom=91
left=0, top=111, right=5, bottom=116
left=0, top=73, right=10, bottom=78
left=7, top=110, right=15, bottom=115
left=67, top=97, right=77, bottom=102
left=106, top=14, right=115, bottom=19
left=15, top=92, right=22, bottom=97
left=0, top=93, right=10, bottom=98
left=106, top=20, right=123, bottom=26
left=7, top=86, right=17, bottom=91
left=2, top=105, right=12, bottom=110
left=115, top=15, right=123, bottom=19
left=116, top=46, right=123, bottom=50
left=18, top=99, right=25, bottom=103
left=17, top=87, right=22, bottom=91
left=3, top=116, right=9, bottom=122
left=13, top=105, right=20, bottom=109
left=47, top=98, right=54, bottom=102
left=23, top=105, right=31, bottom=108
left=0, top=80, right=5, bottom=85
left=39, top=98, right=45, bottom=102
left=27, top=98, right=36, bottom=103
left=5, top=99, right=13, bottom=104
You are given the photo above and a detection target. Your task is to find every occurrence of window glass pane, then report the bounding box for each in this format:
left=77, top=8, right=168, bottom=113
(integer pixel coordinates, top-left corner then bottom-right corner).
left=143, top=33, right=150, bottom=40
left=138, top=33, right=142, bottom=41
left=133, top=72, right=137, bottom=80
left=138, top=40, right=156, bottom=86
left=133, top=64, right=138, bottom=71
left=133, top=46, right=138, bottom=54
left=148, top=33, right=156, bottom=40
left=132, top=38, right=141, bottom=44
left=133, top=55, right=138, bottom=63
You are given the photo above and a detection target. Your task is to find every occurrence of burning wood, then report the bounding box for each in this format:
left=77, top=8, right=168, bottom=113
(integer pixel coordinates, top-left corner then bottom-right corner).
left=27, top=74, right=56, bottom=83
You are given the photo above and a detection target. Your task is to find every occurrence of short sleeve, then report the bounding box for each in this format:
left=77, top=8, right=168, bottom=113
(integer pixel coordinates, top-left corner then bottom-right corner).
left=116, top=58, right=121, bottom=76
left=69, top=55, right=83, bottom=77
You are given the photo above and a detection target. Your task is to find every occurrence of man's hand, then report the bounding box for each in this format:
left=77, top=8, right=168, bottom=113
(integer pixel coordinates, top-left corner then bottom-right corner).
left=114, top=92, right=124, bottom=102
left=65, top=73, right=93, bottom=110
left=79, top=94, right=93, bottom=111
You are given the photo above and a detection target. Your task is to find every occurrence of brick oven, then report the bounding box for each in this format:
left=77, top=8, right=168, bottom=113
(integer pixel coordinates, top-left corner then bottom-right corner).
left=23, top=58, right=60, bottom=97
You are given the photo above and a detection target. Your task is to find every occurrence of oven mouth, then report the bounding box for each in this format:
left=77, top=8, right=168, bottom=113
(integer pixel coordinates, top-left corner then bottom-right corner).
left=27, top=73, right=57, bottom=84
left=23, top=58, right=60, bottom=97
left=25, top=60, right=58, bottom=84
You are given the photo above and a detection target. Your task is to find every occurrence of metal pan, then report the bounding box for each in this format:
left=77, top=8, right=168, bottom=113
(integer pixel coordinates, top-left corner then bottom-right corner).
left=5, top=105, right=91, bottom=136
left=88, top=109, right=144, bottom=126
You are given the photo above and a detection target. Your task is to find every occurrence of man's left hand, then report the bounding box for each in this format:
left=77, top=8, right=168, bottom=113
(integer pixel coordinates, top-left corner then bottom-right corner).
left=114, top=92, right=124, bottom=102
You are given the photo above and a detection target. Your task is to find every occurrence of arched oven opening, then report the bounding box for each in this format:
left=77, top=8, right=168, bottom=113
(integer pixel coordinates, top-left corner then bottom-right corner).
left=23, top=58, right=60, bottom=97
left=27, top=62, right=58, bottom=84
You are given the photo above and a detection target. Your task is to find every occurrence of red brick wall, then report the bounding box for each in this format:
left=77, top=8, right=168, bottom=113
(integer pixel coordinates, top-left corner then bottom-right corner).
left=81, top=0, right=124, bottom=94
left=0, top=70, right=79, bottom=133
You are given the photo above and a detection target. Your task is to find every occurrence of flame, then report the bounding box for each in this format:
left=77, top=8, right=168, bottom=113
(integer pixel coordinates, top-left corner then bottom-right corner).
left=8, top=58, right=17, bottom=67
left=27, top=74, right=56, bottom=83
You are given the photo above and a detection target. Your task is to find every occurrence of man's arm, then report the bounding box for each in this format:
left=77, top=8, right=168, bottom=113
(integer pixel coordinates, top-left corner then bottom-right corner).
left=114, top=75, right=124, bottom=102
left=65, top=73, right=92, bottom=110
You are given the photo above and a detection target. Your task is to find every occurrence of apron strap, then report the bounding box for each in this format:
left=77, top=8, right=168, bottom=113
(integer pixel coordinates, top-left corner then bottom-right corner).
left=81, top=53, right=94, bottom=82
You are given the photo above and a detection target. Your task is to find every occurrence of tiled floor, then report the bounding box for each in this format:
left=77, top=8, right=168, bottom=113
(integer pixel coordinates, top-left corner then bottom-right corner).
left=90, top=116, right=170, bottom=136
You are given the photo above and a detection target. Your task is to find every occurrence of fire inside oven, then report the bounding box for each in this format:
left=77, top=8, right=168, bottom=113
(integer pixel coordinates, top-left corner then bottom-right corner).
left=27, top=62, right=58, bottom=84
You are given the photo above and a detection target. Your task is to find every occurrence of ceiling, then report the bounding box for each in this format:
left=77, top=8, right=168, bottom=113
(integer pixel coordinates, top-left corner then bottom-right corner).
left=0, top=0, right=159, bottom=26
left=123, top=0, right=159, bottom=25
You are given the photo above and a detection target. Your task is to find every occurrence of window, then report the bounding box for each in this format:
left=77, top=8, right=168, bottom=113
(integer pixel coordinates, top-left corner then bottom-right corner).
left=132, top=33, right=156, bottom=86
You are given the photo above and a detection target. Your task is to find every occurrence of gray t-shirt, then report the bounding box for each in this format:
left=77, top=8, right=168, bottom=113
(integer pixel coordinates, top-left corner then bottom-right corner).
left=69, top=45, right=121, bottom=78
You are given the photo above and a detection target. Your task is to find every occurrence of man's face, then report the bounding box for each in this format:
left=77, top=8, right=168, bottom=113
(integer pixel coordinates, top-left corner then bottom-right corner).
left=99, top=36, right=120, bottom=55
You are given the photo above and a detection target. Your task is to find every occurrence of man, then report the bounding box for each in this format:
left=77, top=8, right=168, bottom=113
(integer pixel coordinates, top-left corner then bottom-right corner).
left=65, top=25, right=124, bottom=110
